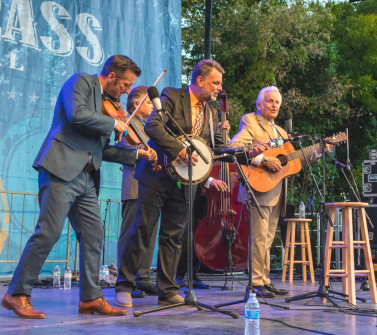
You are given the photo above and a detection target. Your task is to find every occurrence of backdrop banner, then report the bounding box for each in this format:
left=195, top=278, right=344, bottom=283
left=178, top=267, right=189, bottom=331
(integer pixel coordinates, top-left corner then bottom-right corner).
left=0, top=0, right=181, bottom=276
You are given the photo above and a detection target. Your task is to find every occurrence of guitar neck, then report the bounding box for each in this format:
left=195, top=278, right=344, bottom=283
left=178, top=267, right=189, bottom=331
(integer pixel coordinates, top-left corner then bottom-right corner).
left=287, top=143, right=321, bottom=161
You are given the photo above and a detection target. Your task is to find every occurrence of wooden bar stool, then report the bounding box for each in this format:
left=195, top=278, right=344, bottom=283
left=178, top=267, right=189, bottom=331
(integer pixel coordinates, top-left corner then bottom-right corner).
left=324, top=202, right=377, bottom=305
left=282, top=218, right=315, bottom=283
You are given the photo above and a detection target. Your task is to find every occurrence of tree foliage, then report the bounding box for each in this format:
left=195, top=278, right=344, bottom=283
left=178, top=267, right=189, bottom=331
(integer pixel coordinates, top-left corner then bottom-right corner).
left=182, top=0, right=377, bottom=207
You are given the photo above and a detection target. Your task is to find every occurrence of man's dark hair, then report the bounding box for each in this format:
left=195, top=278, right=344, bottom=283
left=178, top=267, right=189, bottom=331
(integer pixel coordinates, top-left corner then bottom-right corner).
left=191, top=59, right=225, bottom=85
left=101, top=55, right=141, bottom=78
left=127, top=85, right=148, bottom=113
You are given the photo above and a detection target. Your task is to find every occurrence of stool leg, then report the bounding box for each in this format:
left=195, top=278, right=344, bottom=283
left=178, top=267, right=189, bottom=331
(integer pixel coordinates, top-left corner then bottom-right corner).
left=344, top=207, right=356, bottom=305
left=282, top=222, right=291, bottom=282
left=341, top=210, right=348, bottom=298
left=305, top=221, right=315, bottom=283
left=289, top=221, right=296, bottom=283
left=358, top=208, right=377, bottom=303
left=300, top=223, right=307, bottom=282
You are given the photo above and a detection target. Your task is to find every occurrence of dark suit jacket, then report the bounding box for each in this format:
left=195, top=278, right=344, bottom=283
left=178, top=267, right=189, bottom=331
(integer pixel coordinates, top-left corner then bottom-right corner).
left=33, top=73, right=137, bottom=193
left=134, top=87, right=225, bottom=191
left=117, top=115, right=147, bottom=200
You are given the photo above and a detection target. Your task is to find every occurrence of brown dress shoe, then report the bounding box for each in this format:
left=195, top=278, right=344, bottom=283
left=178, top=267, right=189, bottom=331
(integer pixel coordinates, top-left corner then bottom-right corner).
left=79, top=297, right=127, bottom=316
left=1, top=293, right=46, bottom=319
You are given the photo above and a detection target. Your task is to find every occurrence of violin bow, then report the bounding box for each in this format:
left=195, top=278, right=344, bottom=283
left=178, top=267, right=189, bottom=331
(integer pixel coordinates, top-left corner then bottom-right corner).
left=124, top=69, right=167, bottom=127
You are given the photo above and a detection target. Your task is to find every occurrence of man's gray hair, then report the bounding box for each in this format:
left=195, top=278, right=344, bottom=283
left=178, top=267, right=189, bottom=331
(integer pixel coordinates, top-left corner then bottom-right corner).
left=191, top=59, right=225, bottom=85
left=256, top=86, right=281, bottom=112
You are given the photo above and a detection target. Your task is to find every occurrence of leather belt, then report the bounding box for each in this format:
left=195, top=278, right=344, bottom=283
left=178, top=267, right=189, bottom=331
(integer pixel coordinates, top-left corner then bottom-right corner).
left=83, top=163, right=94, bottom=172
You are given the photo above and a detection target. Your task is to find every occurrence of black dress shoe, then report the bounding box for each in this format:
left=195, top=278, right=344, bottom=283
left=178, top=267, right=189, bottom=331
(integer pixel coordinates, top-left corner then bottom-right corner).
left=176, top=278, right=187, bottom=287
left=193, top=279, right=210, bottom=289
left=131, top=290, right=145, bottom=298
left=264, top=283, right=289, bottom=295
left=137, top=284, right=159, bottom=296
left=252, top=286, right=275, bottom=298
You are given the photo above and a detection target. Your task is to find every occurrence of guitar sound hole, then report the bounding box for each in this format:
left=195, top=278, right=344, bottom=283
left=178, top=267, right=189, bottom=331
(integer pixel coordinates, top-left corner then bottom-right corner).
left=278, top=155, right=287, bottom=166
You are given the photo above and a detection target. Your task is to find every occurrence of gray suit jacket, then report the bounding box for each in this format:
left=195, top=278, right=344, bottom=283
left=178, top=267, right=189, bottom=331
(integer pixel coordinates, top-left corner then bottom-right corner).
left=134, top=87, right=225, bottom=191
left=33, top=73, right=137, bottom=193
left=229, top=112, right=287, bottom=215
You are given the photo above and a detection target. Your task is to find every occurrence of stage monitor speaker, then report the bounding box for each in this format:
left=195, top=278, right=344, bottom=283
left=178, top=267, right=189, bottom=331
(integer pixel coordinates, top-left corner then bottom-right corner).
left=362, top=160, right=377, bottom=198
left=365, top=204, right=377, bottom=248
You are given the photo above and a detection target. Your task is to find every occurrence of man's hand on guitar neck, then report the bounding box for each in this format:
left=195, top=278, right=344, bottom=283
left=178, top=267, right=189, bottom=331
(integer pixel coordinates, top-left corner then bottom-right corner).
left=262, top=156, right=282, bottom=173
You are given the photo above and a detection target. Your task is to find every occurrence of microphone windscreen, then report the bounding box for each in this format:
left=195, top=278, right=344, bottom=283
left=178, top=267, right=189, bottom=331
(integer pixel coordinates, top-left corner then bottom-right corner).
left=147, top=86, right=160, bottom=100
left=284, top=110, right=293, bottom=120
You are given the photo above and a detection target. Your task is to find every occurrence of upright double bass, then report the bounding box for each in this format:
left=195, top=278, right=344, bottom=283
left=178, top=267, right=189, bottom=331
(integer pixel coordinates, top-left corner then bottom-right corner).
left=194, top=91, right=249, bottom=271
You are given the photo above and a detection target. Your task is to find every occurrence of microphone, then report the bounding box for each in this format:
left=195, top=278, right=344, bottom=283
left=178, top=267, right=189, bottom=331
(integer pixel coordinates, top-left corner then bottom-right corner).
left=147, top=86, right=165, bottom=119
left=213, top=147, right=247, bottom=155
left=284, top=110, right=293, bottom=134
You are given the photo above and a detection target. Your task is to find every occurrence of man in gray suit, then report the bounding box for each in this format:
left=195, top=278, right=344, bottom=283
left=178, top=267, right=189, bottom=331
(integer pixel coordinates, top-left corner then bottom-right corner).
left=1, top=55, right=156, bottom=318
left=116, top=86, right=158, bottom=297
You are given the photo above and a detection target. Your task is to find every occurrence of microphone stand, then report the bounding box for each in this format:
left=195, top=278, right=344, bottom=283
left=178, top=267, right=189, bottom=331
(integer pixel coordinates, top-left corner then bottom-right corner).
left=215, top=155, right=288, bottom=310
left=102, top=199, right=110, bottom=266
left=285, top=137, right=365, bottom=306
left=134, top=109, right=238, bottom=319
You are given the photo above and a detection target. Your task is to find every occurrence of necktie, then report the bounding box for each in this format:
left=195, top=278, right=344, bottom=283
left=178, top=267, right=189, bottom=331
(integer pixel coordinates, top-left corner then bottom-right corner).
left=193, top=102, right=204, bottom=136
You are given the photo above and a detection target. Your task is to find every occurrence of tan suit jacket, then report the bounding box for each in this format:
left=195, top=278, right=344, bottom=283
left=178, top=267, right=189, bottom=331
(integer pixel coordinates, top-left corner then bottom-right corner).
left=229, top=112, right=287, bottom=215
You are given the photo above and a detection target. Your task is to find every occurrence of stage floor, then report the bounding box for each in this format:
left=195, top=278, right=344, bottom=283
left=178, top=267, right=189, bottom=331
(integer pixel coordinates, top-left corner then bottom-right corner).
left=1, top=273, right=377, bottom=334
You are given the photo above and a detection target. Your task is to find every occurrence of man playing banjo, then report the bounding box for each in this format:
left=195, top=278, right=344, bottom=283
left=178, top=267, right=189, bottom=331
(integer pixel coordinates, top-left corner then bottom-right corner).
left=114, top=59, right=266, bottom=307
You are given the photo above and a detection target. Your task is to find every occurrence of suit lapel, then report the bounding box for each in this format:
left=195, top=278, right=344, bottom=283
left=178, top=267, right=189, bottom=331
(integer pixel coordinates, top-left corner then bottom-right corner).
left=181, top=87, right=192, bottom=130
left=256, top=114, right=275, bottom=140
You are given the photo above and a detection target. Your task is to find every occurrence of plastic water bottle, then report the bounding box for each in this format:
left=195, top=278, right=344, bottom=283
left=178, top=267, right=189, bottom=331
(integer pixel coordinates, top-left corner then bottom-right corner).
left=53, top=265, right=61, bottom=288
left=299, top=201, right=306, bottom=219
left=64, top=267, right=72, bottom=289
left=99, top=265, right=109, bottom=282
left=245, top=292, right=260, bottom=335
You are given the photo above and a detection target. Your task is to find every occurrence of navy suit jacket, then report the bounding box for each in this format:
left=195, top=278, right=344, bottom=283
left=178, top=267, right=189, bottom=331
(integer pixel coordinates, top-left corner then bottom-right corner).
left=33, top=73, right=137, bottom=193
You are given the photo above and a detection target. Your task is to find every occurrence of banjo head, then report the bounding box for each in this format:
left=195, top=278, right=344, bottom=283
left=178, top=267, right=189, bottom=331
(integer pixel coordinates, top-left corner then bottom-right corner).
left=165, top=135, right=213, bottom=185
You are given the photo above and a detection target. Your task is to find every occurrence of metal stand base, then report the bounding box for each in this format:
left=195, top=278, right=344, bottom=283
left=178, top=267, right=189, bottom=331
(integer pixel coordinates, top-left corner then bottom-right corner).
left=285, top=283, right=366, bottom=306
left=215, top=285, right=289, bottom=310
left=134, top=289, right=239, bottom=318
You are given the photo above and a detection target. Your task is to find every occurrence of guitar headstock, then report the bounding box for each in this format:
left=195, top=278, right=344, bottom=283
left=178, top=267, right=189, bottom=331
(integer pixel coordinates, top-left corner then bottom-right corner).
left=326, top=132, right=347, bottom=144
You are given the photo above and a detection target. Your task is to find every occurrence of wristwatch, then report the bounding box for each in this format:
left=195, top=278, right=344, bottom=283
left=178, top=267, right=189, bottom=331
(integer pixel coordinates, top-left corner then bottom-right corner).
left=263, top=157, right=269, bottom=165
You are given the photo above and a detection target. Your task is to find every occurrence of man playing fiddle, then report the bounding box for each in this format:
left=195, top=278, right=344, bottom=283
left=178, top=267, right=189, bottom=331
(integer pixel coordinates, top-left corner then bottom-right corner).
left=1, top=55, right=156, bottom=318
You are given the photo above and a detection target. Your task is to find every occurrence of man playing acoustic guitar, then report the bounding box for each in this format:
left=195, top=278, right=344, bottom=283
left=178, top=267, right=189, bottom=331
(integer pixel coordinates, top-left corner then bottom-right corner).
left=229, top=86, right=322, bottom=298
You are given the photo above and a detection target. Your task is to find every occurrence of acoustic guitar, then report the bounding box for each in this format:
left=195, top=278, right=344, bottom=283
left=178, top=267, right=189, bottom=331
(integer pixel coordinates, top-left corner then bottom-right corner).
left=242, top=132, right=347, bottom=193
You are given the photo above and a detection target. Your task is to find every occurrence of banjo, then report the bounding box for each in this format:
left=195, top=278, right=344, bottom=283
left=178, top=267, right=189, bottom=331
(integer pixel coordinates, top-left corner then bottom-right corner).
left=164, top=135, right=213, bottom=185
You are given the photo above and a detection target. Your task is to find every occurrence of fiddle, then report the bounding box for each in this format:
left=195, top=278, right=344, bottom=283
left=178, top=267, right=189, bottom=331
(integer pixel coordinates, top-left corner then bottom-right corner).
left=102, top=94, right=162, bottom=172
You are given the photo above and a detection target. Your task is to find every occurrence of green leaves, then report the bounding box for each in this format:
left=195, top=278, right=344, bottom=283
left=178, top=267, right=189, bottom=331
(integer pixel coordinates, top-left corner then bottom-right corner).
left=182, top=0, right=377, bottom=204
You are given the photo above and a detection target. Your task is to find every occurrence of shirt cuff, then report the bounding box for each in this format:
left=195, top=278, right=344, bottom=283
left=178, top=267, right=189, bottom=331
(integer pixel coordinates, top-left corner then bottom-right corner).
left=252, top=154, right=264, bottom=166
left=204, top=177, right=213, bottom=188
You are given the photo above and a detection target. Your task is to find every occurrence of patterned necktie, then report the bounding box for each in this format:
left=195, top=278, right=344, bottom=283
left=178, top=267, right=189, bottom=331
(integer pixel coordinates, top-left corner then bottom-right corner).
left=192, top=102, right=204, bottom=136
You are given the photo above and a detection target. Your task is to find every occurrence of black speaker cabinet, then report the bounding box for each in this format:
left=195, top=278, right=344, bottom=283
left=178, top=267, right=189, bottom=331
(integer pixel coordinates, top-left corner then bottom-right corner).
left=365, top=204, right=377, bottom=248
left=362, top=160, right=377, bottom=197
